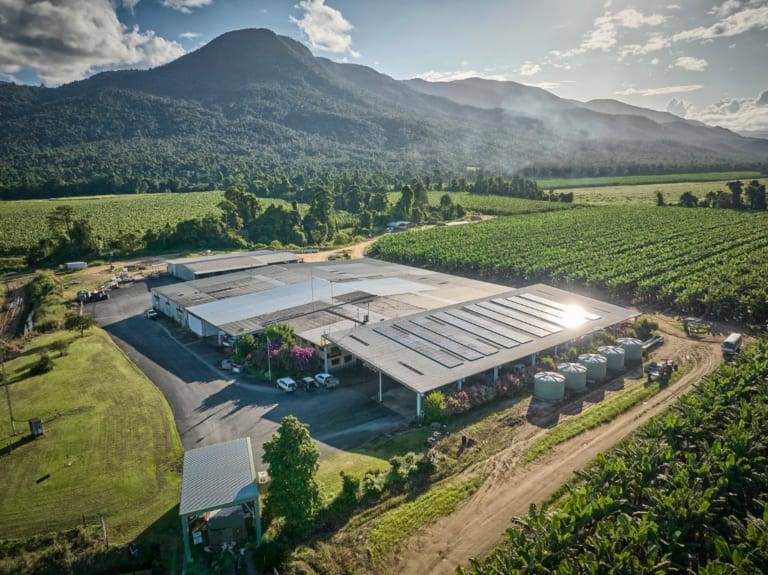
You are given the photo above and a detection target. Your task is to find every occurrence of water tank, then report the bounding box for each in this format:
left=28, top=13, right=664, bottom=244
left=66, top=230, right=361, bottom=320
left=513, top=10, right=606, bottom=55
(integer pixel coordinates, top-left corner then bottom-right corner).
left=578, top=353, right=608, bottom=382
left=597, top=346, right=625, bottom=371
left=557, top=362, right=587, bottom=391
left=616, top=337, right=644, bottom=362
left=533, top=371, right=565, bottom=401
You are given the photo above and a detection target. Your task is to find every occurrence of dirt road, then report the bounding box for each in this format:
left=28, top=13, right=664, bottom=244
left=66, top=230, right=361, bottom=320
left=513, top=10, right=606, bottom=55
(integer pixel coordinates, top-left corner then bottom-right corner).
left=390, top=316, right=723, bottom=575
left=299, top=238, right=377, bottom=263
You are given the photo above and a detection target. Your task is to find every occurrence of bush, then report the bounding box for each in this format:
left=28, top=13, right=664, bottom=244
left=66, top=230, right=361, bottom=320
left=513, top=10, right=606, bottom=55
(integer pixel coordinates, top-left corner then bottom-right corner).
left=635, top=317, right=659, bottom=340
left=423, top=391, right=447, bottom=424
left=29, top=353, right=54, bottom=376
left=360, top=469, right=385, bottom=500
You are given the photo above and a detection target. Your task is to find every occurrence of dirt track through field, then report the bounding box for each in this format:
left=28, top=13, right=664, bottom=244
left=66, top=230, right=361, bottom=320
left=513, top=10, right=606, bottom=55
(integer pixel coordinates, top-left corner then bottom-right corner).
left=389, top=316, right=723, bottom=575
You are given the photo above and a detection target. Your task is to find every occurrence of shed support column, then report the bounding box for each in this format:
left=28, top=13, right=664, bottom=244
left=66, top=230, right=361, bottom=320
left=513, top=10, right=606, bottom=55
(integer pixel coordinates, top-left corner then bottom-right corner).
left=457, top=379, right=463, bottom=391
left=493, top=366, right=499, bottom=381
left=323, top=346, right=328, bottom=373
left=530, top=353, right=537, bottom=367
left=416, top=393, right=423, bottom=420
left=181, top=514, right=192, bottom=563
left=253, top=498, right=262, bottom=545
left=378, top=370, right=383, bottom=402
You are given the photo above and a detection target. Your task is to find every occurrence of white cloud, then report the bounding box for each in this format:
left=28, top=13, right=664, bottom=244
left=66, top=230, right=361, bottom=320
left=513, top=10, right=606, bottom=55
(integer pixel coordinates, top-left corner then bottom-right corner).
left=552, top=8, right=666, bottom=60
left=518, top=63, right=541, bottom=76
left=708, top=0, right=742, bottom=19
left=684, top=90, right=768, bottom=131
left=525, top=81, right=567, bottom=91
left=0, top=0, right=185, bottom=85
left=412, top=69, right=511, bottom=82
left=161, top=0, right=213, bottom=13
left=616, top=84, right=703, bottom=96
left=179, top=32, right=202, bottom=39
left=650, top=57, right=660, bottom=65
left=673, top=56, right=708, bottom=71
left=289, top=0, right=360, bottom=58
left=119, top=0, right=141, bottom=10
left=672, top=5, right=768, bottom=43
left=666, top=97, right=692, bottom=117
left=666, top=4, right=681, bottom=10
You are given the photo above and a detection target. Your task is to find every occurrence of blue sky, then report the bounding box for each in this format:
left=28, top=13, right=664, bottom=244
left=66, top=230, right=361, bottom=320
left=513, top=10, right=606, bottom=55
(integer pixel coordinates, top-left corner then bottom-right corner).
left=1, top=0, right=766, bottom=132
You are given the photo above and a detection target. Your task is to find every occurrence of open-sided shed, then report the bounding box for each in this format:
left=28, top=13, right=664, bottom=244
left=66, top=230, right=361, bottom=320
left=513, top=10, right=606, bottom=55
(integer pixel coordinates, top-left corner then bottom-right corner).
left=179, top=438, right=261, bottom=562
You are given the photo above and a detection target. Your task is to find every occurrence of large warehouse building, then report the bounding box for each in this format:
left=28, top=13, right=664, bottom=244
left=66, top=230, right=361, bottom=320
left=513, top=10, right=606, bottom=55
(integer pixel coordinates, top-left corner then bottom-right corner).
left=166, top=250, right=301, bottom=281
left=151, top=259, right=637, bottom=415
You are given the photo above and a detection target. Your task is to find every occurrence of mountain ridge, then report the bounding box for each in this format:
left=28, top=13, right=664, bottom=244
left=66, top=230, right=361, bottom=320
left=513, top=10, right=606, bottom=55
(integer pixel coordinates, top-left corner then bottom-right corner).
left=0, top=28, right=765, bottom=199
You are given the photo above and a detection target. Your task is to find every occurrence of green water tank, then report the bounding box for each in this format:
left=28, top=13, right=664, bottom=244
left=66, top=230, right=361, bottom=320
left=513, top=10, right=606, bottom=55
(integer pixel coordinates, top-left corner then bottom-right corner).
left=557, top=362, right=587, bottom=391
left=617, top=337, right=644, bottom=362
left=597, top=345, right=625, bottom=371
left=578, top=353, right=608, bottom=382
left=534, top=371, right=566, bottom=401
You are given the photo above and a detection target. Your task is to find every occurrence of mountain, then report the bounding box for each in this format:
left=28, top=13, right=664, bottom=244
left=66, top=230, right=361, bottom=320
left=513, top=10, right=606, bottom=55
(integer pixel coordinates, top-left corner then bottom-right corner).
left=0, top=28, right=765, bottom=199
left=578, top=99, right=705, bottom=125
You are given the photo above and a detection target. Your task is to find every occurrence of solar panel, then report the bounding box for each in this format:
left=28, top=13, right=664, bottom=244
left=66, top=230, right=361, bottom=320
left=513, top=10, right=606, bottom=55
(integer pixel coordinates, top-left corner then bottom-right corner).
left=438, top=310, right=531, bottom=346
left=397, top=321, right=484, bottom=361
left=466, top=302, right=557, bottom=338
left=490, top=298, right=568, bottom=330
left=374, top=324, right=463, bottom=368
left=412, top=316, right=500, bottom=356
left=516, top=292, right=601, bottom=320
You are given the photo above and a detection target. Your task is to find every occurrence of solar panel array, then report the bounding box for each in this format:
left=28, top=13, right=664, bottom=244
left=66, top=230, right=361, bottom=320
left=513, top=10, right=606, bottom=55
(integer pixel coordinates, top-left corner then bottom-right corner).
left=373, top=291, right=600, bottom=370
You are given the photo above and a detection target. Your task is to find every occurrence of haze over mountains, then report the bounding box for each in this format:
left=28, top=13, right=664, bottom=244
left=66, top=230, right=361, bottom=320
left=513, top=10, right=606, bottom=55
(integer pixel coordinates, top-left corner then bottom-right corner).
left=1, top=28, right=765, bottom=198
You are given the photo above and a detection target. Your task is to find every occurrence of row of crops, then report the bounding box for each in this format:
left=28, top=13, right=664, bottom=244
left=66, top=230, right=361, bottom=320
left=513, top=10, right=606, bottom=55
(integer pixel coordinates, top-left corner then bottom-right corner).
left=370, top=206, right=768, bottom=324
left=461, top=337, right=768, bottom=574
left=0, top=191, right=226, bottom=254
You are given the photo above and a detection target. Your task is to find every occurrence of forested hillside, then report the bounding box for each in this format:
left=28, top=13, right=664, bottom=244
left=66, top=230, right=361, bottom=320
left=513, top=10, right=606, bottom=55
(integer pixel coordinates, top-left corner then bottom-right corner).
left=1, top=28, right=766, bottom=200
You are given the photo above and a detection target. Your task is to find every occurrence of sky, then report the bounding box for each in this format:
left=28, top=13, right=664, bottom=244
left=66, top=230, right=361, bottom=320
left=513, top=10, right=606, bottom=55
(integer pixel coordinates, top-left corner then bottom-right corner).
left=0, top=0, right=766, bottom=133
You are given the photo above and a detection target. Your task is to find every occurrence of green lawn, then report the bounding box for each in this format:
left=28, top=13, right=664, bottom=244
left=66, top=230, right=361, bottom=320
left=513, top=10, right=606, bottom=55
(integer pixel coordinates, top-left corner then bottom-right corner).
left=0, top=328, right=182, bottom=543
left=317, top=429, right=430, bottom=496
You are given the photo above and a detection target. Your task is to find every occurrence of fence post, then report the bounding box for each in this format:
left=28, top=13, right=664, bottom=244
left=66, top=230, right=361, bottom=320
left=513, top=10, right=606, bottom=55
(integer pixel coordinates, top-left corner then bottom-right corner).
left=101, top=516, right=108, bottom=548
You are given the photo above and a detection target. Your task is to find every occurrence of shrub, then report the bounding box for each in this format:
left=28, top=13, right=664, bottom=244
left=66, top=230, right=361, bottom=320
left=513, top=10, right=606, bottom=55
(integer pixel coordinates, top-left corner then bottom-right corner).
left=540, top=356, right=555, bottom=371
left=29, top=353, right=54, bottom=376
left=360, top=470, right=385, bottom=500
left=423, top=391, right=447, bottom=424
left=635, top=317, right=659, bottom=340
left=446, top=390, right=471, bottom=415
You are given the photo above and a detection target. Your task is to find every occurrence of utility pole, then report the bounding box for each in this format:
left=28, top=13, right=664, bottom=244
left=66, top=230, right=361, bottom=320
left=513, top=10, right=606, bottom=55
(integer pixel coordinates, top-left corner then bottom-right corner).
left=266, top=336, right=272, bottom=382
left=0, top=341, right=15, bottom=435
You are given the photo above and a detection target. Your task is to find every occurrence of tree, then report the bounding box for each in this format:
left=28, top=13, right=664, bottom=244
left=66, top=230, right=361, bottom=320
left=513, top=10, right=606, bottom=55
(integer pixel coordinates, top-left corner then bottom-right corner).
left=50, top=338, right=70, bottom=357
left=679, top=191, right=698, bottom=208
left=64, top=314, right=96, bottom=337
left=744, top=180, right=767, bottom=211
left=262, top=415, right=321, bottom=531
left=46, top=205, right=75, bottom=239
left=656, top=191, right=666, bottom=206
left=29, top=353, right=54, bottom=376
left=727, top=180, right=744, bottom=209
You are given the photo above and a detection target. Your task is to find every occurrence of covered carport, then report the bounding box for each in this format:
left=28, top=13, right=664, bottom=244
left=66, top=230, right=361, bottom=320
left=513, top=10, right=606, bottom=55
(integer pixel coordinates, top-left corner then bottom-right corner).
left=329, top=284, right=639, bottom=416
left=179, top=438, right=262, bottom=563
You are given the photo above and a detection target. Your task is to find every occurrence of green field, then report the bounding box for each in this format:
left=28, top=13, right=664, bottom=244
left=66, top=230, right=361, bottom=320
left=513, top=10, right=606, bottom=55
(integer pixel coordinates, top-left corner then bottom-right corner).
left=536, top=171, right=763, bottom=190
left=0, top=328, right=182, bottom=543
left=371, top=206, right=768, bottom=324
left=385, top=191, right=570, bottom=216
left=567, top=178, right=768, bottom=206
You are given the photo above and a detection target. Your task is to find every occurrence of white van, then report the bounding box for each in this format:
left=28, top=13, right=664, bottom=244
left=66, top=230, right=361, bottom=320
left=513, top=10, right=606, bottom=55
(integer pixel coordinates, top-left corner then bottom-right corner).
left=722, top=333, right=742, bottom=357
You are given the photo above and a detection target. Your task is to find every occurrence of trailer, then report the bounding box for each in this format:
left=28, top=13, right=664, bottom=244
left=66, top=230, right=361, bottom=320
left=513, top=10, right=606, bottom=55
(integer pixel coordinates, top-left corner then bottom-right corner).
left=682, top=317, right=710, bottom=336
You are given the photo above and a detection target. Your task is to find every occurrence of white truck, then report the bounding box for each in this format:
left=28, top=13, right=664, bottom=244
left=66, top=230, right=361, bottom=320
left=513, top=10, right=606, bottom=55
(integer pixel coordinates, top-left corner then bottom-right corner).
left=722, top=333, right=742, bottom=358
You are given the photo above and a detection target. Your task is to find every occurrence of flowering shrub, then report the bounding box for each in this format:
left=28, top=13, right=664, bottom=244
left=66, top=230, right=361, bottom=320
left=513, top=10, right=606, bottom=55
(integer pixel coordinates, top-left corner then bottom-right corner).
left=446, top=390, right=471, bottom=415
left=287, top=345, right=319, bottom=372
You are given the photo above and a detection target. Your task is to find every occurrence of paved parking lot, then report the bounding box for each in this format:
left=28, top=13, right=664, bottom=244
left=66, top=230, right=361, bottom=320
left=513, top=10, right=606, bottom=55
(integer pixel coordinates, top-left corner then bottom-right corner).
left=89, top=278, right=408, bottom=464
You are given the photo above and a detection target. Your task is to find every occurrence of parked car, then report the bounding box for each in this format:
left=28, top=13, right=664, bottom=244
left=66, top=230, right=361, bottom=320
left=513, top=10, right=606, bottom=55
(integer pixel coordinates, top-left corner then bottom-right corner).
left=300, top=376, right=318, bottom=391
left=314, top=373, right=340, bottom=388
left=145, top=308, right=158, bottom=319
left=276, top=377, right=297, bottom=392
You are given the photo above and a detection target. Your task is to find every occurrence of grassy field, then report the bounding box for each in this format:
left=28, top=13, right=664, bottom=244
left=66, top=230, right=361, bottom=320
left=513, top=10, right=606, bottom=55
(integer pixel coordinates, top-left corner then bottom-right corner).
left=536, top=171, right=763, bottom=190
left=0, top=328, right=182, bottom=543
left=566, top=178, right=767, bottom=206
left=385, top=191, right=570, bottom=216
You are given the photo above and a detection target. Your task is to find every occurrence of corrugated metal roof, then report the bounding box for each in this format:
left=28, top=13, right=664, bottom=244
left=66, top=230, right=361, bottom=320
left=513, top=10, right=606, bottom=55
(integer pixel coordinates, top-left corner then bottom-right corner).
left=329, top=284, right=639, bottom=395
left=179, top=438, right=258, bottom=516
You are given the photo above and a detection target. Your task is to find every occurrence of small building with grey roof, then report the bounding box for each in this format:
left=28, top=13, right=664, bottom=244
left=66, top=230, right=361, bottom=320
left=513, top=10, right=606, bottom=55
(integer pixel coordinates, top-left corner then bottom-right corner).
left=166, top=249, right=301, bottom=281
left=179, top=437, right=261, bottom=563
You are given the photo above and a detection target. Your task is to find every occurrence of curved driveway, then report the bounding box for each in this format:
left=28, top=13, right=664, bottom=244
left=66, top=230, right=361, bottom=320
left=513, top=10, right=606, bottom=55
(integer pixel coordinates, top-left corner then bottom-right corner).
left=90, top=278, right=407, bottom=463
